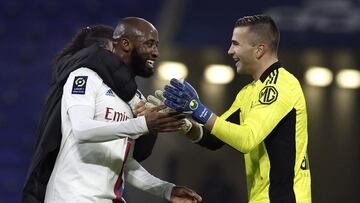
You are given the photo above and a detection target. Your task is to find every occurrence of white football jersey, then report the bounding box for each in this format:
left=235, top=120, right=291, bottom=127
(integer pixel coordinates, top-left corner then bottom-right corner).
left=45, top=68, right=148, bottom=203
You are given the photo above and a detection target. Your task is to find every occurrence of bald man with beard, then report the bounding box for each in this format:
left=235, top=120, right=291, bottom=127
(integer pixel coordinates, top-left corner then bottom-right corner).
left=23, top=17, right=202, bottom=203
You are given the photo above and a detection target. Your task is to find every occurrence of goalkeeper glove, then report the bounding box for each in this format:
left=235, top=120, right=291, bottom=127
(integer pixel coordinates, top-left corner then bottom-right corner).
left=163, top=78, right=212, bottom=124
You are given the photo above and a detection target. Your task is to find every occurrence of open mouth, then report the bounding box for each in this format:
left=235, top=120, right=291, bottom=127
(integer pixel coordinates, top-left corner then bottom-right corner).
left=234, top=58, right=240, bottom=66
left=146, top=60, right=155, bottom=68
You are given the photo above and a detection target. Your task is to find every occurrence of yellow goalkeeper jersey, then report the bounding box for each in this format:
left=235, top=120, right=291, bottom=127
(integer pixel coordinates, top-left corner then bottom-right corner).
left=211, top=62, right=311, bottom=203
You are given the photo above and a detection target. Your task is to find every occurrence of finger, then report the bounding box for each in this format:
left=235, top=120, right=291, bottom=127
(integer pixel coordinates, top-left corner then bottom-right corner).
left=163, top=91, right=181, bottom=104
left=147, top=95, right=163, bottom=106
left=164, top=99, right=184, bottom=112
left=159, top=120, right=183, bottom=129
left=151, top=104, right=167, bottom=112
left=156, top=114, right=186, bottom=123
left=164, top=85, right=184, bottom=98
left=192, top=193, right=202, bottom=202
left=157, top=127, right=182, bottom=133
left=145, top=102, right=156, bottom=109
left=135, top=104, right=146, bottom=111
left=134, top=100, right=145, bottom=108
left=181, top=189, right=202, bottom=202
left=155, top=90, right=165, bottom=102
left=170, top=78, right=184, bottom=90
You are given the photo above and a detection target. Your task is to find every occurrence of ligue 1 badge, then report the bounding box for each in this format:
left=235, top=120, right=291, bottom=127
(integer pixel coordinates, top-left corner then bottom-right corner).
left=72, top=76, right=88, bottom=94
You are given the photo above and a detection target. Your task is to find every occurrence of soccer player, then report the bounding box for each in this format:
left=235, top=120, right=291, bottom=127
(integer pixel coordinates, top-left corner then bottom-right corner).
left=162, top=15, right=311, bottom=203
left=23, top=18, right=202, bottom=203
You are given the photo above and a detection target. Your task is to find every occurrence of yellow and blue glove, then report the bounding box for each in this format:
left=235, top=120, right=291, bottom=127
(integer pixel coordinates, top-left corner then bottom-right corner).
left=163, top=78, right=212, bottom=124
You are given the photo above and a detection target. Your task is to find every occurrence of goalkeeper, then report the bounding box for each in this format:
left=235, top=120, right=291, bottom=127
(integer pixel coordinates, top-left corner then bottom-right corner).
left=150, top=15, right=312, bottom=203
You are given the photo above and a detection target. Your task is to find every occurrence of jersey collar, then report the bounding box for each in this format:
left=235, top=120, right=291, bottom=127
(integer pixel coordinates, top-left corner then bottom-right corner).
left=259, top=61, right=281, bottom=83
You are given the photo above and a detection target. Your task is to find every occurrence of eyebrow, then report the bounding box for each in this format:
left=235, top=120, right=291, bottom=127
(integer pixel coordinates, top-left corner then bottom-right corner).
left=145, top=39, right=159, bottom=44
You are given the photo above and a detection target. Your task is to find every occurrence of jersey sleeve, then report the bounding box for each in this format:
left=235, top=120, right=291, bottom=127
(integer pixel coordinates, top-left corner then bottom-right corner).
left=62, top=68, right=102, bottom=111
left=211, top=79, right=296, bottom=153
left=125, top=145, right=175, bottom=201
left=63, top=68, right=148, bottom=142
left=196, top=99, right=240, bottom=150
left=68, top=105, right=148, bottom=142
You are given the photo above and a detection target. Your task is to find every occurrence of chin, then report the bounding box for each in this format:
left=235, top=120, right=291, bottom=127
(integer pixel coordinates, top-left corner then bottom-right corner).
left=236, top=66, right=243, bottom=74
left=138, top=68, right=154, bottom=78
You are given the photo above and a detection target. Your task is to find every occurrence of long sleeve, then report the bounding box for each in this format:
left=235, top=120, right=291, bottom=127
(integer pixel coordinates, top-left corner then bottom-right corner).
left=63, top=68, right=148, bottom=143
left=68, top=105, right=148, bottom=142
left=125, top=146, right=174, bottom=201
left=211, top=79, right=295, bottom=153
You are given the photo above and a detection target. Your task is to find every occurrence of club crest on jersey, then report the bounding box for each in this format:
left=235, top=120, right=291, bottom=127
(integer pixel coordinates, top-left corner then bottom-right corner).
left=105, top=89, right=115, bottom=97
left=72, top=76, right=88, bottom=94
left=259, top=86, right=278, bottom=104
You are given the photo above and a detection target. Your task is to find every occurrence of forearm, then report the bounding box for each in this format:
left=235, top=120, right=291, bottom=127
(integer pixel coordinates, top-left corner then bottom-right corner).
left=204, top=113, right=217, bottom=131
left=69, top=105, right=148, bottom=143
left=210, top=117, right=259, bottom=153
left=125, top=158, right=174, bottom=201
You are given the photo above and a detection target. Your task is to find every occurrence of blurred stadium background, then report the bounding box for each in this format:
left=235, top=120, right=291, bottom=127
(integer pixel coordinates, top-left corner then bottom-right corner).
left=0, top=0, right=359, bottom=202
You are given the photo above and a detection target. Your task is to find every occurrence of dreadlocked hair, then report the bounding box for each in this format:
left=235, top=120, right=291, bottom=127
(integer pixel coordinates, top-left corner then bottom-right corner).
left=53, top=24, right=114, bottom=64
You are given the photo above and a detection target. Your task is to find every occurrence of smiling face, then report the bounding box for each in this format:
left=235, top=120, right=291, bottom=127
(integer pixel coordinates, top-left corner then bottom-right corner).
left=112, top=17, right=160, bottom=78
left=227, top=26, right=257, bottom=75
left=130, top=27, right=159, bottom=78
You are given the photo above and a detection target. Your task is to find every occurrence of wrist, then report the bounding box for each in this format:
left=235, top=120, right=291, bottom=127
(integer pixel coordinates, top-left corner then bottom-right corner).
left=192, top=102, right=212, bottom=124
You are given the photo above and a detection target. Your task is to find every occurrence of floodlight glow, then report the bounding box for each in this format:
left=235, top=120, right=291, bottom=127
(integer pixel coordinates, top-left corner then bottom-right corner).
left=305, top=66, right=333, bottom=87
left=157, top=61, right=188, bottom=80
left=336, top=69, right=360, bottom=89
left=205, top=64, right=234, bottom=84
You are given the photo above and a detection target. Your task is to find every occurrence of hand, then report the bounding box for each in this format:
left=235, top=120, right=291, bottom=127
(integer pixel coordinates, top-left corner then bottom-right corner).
left=163, top=78, right=213, bottom=124
left=146, top=90, right=194, bottom=134
left=145, top=105, right=185, bottom=133
left=145, top=90, right=172, bottom=112
left=133, top=101, right=146, bottom=117
left=170, top=186, right=202, bottom=203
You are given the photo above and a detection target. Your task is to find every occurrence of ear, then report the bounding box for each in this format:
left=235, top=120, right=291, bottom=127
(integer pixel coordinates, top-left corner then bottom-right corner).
left=119, top=38, right=132, bottom=52
left=255, top=44, right=266, bottom=59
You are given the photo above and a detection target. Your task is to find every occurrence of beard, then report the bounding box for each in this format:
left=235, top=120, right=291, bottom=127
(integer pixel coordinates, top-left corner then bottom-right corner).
left=130, top=49, right=154, bottom=78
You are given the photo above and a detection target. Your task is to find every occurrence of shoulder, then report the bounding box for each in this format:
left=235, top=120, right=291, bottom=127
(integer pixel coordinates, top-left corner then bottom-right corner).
left=263, top=67, right=300, bottom=88
left=259, top=67, right=302, bottom=105
left=64, top=67, right=103, bottom=93
left=67, top=67, right=104, bottom=86
left=69, top=67, right=102, bottom=81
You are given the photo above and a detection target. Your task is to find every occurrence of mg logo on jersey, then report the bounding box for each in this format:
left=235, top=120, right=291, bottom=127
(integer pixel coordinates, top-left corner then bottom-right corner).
left=259, top=86, right=278, bottom=104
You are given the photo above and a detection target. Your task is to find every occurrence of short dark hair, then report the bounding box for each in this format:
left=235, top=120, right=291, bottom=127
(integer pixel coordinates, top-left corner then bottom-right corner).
left=235, top=15, right=279, bottom=53
left=53, top=25, right=114, bottom=64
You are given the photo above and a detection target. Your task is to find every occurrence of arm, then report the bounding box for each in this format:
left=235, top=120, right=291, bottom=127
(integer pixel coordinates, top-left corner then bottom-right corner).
left=63, top=69, right=148, bottom=143
left=125, top=147, right=202, bottom=202
left=64, top=69, right=183, bottom=143
left=205, top=86, right=293, bottom=153
left=191, top=106, right=241, bottom=150
left=163, top=78, right=294, bottom=154
left=125, top=156, right=174, bottom=200
left=68, top=105, right=147, bottom=143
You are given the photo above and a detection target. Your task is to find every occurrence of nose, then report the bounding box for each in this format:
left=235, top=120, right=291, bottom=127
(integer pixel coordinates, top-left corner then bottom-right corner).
left=228, top=44, right=234, bottom=56
left=151, top=46, right=159, bottom=58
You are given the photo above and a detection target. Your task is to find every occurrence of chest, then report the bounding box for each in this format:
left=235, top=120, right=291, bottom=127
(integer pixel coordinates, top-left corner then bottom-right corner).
left=94, top=83, right=134, bottom=122
left=236, top=84, right=262, bottom=122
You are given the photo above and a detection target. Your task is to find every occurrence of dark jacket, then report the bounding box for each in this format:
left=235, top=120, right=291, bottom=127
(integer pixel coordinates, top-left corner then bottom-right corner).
left=22, top=45, right=157, bottom=203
